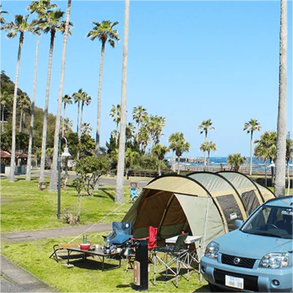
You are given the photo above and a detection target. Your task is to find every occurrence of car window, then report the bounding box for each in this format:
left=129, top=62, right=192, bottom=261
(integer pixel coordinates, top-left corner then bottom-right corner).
left=241, top=205, right=293, bottom=239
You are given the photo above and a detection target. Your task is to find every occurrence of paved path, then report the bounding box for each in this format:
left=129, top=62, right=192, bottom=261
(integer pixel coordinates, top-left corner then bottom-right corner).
left=1, top=223, right=114, bottom=292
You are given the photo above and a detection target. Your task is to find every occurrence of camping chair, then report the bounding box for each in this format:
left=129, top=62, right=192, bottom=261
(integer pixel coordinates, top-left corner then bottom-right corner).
left=103, top=222, right=133, bottom=249
left=126, top=226, right=158, bottom=272
left=153, top=234, right=188, bottom=288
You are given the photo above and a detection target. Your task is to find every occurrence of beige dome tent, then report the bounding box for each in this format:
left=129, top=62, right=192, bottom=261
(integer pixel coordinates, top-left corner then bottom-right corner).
left=123, top=172, right=275, bottom=249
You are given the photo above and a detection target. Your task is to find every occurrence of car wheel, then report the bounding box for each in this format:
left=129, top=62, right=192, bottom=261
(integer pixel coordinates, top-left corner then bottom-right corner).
left=208, top=282, right=223, bottom=292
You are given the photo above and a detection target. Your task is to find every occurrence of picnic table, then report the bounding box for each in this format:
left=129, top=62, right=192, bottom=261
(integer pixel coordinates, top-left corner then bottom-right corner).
left=66, top=246, right=121, bottom=271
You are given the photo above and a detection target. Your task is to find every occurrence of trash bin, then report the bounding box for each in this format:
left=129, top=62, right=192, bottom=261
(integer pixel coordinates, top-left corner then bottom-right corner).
left=133, top=239, right=148, bottom=290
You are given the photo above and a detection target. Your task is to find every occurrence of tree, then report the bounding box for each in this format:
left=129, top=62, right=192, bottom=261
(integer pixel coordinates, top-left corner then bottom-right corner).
left=275, top=0, right=288, bottom=197
left=254, top=131, right=277, bottom=183
left=243, top=118, right=261, bottom=175
left=72, top=89, right=84, bottom=138
left=39, top=6, right=67, bottom=183
left=125, top=147, right=140, bottom=177
left=200, top=141, right=217, bottom=166
left=168, top=132, right=190, bottom=174
left=227, top=153, right=246, bottom=172
left=49, top=0, right=73, bottom=191
left=17, top=94, right=31, bottom=133
left=133, top=105, right=147, bottom=142
left=109, top=104, right=121, bottom=143
left=0, top=4, right=8, bottom=24
left=0, top=91, right=11, bottom=132
left=198, top=119, right=215, bottom=168
left=87, top=20, right=120, bottom=155
left=62, top=94, right=72, bottom=136
left=152, top=144, right=169, bottom=176
left=168, top=132, right=178, bottom=172
left=26, top=0, right=56, bottom=181
left=146, top=115, right=166, bottom=151
left=75, top=155, right=110, bottom=196
left=80, top=93, right=91, bottom=136
left=116, top=0, right=129, bottom=204
left=1, top=14, right=33, bottom=182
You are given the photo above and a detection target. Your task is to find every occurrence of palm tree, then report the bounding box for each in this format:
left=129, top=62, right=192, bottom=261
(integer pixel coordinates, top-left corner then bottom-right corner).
left=80, top=93, right=91, bottom=135
left=275, top=0, right=288, bottom=197
left=133, top=105, right=147, bottom=142
left=1, top=14, right=33, bottom=182
left=125, top=147, right=139, bottom=178
left=17, top=94, right=31, bottom=133
left=168, top=132, right=179, bottom=172
left=200, top=141, right=217, bottom=166
left=72, top=89, right=85, bottom=138
left=109, top=104, right=121, bottom=142
left=147, top=115, right=166, bottom=151
left=138, top=126, right=149, bottom=153
left=72, top=89, right=89, bottom=160
left=227, top=153, right=247, bottom=172
left=0, top=91, right=11, bottom=132
left=0, top=5, right=8, bottom=24
left=152, top=144, right=169, bottom=176
left=87, top=20, right=120, bottom=155
left=168, top=132, right=190, bottom=174
left=115, top=0, right=129, bottom=204
left=62, top=94, right=72, bottom=136
left=39, top=6, right=67, bottom=183
left=49, top=0, right=73, bottom=191
left=243, top=118, right=262, bottom=176
left=254, top=131, right=277, bottom=183
left=26, top=0, right=56, bottom=181
left=198, top=119, right=215, bottom=168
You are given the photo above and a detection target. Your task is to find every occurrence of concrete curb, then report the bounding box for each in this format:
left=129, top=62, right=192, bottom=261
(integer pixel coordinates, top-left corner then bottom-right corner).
left=1, top=255, right=58, bottom=292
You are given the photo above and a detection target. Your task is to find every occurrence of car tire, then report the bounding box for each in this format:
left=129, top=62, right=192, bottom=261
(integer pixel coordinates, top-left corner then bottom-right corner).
left=208, top=282, right=224, bottom=292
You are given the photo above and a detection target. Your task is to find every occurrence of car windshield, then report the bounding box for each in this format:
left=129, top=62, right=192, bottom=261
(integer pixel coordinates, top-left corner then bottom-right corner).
left=241, top=205, right=293, bottom=239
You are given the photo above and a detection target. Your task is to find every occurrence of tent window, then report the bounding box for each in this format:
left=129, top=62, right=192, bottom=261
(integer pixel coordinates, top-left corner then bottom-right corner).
left=241, top=190, right=259, bottom=215
left=217, top=194, right=243, bottom=231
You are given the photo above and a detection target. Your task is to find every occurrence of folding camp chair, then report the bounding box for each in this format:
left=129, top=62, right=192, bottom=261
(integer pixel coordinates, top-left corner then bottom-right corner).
left=126, top=226, right=158, bottom=272
left=103, top=222, right=133, bottom=249
left=153, top=234, right=188, bottom=288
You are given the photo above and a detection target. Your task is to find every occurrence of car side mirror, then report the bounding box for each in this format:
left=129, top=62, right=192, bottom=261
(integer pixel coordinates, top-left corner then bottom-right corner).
left=234, top=219, right=244, bottom=229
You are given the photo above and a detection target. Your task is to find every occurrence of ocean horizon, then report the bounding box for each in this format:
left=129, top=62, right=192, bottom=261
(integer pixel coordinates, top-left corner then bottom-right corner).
left=166, top=156, right=293, bottom=168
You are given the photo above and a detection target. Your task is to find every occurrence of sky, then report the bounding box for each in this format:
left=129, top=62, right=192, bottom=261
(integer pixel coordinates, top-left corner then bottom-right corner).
left=1, top=0, right=292, bottom=158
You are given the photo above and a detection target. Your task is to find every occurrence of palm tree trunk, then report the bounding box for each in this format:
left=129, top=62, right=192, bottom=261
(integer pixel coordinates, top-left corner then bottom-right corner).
left=177, top=155, right=181, bottom=175
left=95, top=42, right=105, bottom=156
left=39, top=29, right=56, bottom=183
left=62, top=103, right=66, bottom=137
left=49, top=0, right=72, bottom=192
left=19, top=109, right=23, bottom=133
left=1, top=105, right=5, bottom=132
left=275, top=0, right=287, bottom=197
left=26, top=34, right=40, bottom=181
left=249, top=131, right=253, bottom=175
left=10, top=33, right=24, bottom=182
left=116, top=0, right=130, bottom=204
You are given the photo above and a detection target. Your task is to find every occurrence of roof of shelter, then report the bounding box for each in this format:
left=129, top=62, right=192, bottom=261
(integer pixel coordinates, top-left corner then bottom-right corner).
left=0, top=150, right=28, bottom=159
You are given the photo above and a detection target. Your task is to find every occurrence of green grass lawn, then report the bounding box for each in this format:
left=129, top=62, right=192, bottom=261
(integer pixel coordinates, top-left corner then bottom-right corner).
left=2, top=232, right=208, bottom=292
left=1, top=177, right=132, bottom=232
left=1, top=177, right=207, bottom=292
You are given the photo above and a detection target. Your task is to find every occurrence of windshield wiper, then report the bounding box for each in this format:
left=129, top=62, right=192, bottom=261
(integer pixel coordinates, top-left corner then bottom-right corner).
left=253, top=231, right=285, bottom=238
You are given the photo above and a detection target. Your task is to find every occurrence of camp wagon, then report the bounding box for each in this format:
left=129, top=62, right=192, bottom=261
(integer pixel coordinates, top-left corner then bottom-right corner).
left=200, top=196, right=293, bottom=292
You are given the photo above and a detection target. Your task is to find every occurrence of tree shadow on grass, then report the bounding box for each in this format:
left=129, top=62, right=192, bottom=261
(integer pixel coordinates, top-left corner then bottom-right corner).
left=96, top=188, right=115, bottom=201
